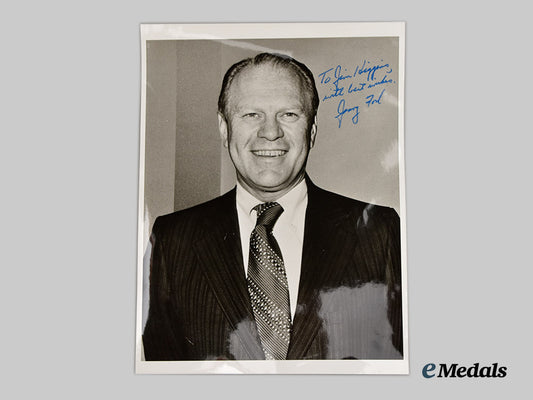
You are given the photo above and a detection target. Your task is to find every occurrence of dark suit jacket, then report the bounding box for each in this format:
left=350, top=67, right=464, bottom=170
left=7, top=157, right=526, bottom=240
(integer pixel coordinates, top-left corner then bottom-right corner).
left=143, top=179, right=403, bottom=360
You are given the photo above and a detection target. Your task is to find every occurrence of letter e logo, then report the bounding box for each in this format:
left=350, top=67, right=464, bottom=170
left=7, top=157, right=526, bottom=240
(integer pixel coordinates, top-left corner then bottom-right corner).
left=423, top=363, right=436, bottom=378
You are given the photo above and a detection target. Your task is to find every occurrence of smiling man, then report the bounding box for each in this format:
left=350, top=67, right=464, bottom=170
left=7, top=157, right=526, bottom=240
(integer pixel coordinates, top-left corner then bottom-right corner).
left=218, top=56, right=317, bottom=202
left=142, top=53, right=403, bottom=361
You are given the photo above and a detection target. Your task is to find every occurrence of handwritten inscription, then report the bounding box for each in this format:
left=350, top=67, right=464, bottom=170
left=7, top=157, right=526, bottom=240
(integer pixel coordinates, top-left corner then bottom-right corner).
left=335, top=99, right=359, bottom=129
left=318, top=60, right=395, bottom=128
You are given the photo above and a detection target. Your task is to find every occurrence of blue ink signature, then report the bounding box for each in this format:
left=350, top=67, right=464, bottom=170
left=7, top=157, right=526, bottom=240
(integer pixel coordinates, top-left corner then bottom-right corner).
left=365, top=89, right=385, bottom=107
left=335, top=99, right=359, bottom=128
left=318, top=60, right=393, bottom=128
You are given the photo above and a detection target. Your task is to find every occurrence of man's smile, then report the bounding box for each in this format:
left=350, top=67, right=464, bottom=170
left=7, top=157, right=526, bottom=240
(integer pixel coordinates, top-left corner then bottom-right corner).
left=251, top=150, right=288, bottom=157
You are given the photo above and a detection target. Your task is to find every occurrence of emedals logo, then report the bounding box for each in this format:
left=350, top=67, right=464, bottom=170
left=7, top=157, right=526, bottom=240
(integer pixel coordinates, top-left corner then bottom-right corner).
left=422, top=362, right=507, bottom=378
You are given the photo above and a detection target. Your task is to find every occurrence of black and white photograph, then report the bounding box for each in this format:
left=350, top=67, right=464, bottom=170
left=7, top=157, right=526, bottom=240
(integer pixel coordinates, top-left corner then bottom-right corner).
left=136, top=22, right=407, bottom=374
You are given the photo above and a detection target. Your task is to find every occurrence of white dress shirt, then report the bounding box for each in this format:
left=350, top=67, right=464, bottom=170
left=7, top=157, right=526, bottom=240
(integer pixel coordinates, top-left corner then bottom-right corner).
left=236, top=179, right=308, bottom=320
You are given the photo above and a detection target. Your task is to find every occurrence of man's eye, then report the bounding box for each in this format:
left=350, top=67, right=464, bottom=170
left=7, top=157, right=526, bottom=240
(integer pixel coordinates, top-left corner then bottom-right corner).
left=243, top=113, right=260, bottom=119
left=280, top=112, right=299, bottom=121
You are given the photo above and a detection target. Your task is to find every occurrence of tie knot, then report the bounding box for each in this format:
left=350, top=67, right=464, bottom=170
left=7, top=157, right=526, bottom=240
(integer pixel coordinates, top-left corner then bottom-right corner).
left=254, top=202, right=283, bottom=228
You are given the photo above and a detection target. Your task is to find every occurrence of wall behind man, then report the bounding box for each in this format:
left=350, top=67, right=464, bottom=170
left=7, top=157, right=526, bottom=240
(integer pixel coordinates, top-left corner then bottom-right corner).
left=144, top=40, right=223, bottom=237
left=144, top=40, right=178, bottom=241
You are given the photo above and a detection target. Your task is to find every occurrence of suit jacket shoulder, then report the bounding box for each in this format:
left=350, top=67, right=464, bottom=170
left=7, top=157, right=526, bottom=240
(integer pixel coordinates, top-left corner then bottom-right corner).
left=151, top=189, right=237, bottom=244
left=307, top=181, right=399, bottom=228
left=304, top=182, right=401, bottom=285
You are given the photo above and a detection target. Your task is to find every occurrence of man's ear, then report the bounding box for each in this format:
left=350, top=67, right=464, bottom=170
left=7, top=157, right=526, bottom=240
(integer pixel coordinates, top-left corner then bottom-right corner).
left=218, top=112, right=229, bottom=148
left=309, top=115, right=317, bottom=149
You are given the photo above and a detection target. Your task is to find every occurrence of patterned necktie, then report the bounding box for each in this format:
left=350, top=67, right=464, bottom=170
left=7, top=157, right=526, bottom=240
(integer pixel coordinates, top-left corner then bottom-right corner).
left=247, top=202, right=291, bottom=360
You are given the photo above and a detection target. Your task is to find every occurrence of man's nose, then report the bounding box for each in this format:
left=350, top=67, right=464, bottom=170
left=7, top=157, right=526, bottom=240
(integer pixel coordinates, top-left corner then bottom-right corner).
left=258, top=116, right=284, bottom=140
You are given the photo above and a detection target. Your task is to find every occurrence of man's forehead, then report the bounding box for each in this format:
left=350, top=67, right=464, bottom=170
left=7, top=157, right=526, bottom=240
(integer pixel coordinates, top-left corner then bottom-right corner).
left=234, top=63, right=300, bottom=86
left=226, top=64, right=310, bottom=109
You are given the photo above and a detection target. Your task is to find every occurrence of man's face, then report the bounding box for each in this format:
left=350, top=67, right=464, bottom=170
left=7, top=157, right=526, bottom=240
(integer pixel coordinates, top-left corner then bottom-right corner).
left=219, top=64, right=317, bottom=202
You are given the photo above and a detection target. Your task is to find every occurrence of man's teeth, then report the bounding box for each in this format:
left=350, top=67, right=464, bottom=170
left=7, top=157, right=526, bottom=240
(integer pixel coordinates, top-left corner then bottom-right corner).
left=253, top=150, right=286, bottom=156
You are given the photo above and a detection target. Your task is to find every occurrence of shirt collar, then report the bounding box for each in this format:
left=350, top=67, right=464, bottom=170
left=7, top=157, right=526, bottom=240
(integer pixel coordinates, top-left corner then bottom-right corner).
left=236, top=179, right=308, bottom=218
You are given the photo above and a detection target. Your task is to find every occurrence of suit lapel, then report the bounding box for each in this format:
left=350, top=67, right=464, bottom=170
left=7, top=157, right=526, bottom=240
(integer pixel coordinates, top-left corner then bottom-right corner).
left=288, top=181, right=358, bottom=359
left=192, top=189, right=264, bottom=359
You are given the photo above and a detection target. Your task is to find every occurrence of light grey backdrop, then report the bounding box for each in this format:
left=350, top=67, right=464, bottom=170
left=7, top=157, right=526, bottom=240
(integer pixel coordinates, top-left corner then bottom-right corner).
left=2, top=0, right=532, bottom=399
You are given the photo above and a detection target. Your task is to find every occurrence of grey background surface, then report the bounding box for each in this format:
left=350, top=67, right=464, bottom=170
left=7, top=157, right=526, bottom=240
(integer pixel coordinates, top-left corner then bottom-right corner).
left=1, top=0, right=531, bottom=399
